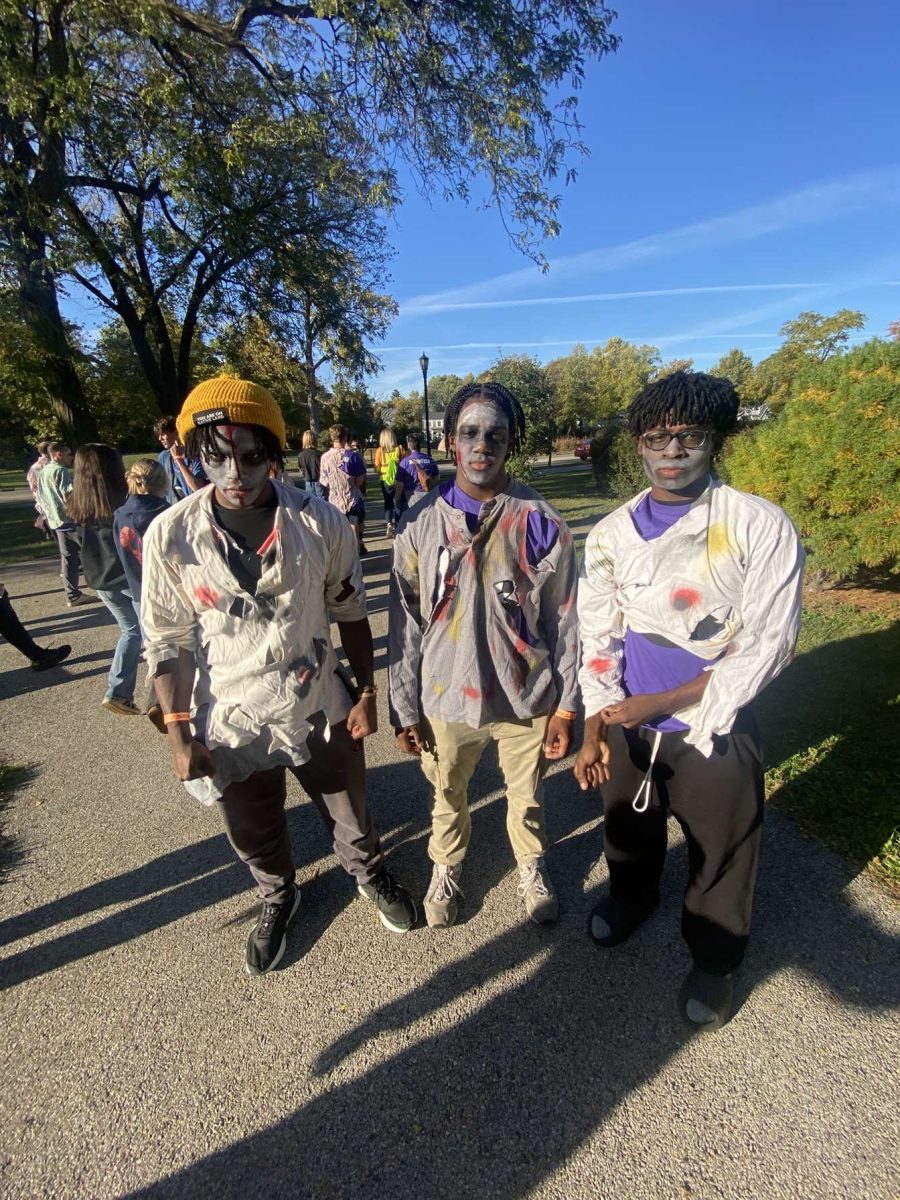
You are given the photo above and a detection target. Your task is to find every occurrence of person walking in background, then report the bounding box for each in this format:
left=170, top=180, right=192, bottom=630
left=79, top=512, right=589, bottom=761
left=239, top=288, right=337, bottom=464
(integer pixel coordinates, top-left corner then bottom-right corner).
left=113, top=459, right=170, bottom=730
left=394, top=433, right=439, bottom=512
left=574, top=371, right=805, bottom=1031
left=0, top=583, right=70, bottom=671
left=141, top=376, right=415, bottom=976
left=68, top=445, right=143, bottom=717
left=154, top=415, right=207, bottom=504
left=25, top=441, right=53, bottom=539
left=114, top=459, right=170, bottom=610
left=373, top=427, right=402, bottom=537
left=319, top=424, right=367, bottom=555
left=37, top=442, right=93, bottom=608
left=389, top=382, right=579, bottom=928
left=296, top=430, right=324, bottom=497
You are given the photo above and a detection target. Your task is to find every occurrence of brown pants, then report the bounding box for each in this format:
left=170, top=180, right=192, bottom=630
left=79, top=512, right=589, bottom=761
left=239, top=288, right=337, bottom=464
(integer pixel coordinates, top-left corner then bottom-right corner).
left=218, top=717, right=383, bottom=905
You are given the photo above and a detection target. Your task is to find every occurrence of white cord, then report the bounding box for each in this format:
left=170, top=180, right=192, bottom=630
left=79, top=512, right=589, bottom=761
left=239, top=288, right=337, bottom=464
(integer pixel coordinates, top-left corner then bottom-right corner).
left=631, top=729, right=662, bottom=813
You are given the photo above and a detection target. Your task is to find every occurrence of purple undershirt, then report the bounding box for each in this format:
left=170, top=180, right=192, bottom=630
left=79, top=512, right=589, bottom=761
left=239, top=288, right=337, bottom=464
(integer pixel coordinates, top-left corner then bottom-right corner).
left=625, top=492, right=711, bottom=732
left=441, top=480, right=559, bottom=566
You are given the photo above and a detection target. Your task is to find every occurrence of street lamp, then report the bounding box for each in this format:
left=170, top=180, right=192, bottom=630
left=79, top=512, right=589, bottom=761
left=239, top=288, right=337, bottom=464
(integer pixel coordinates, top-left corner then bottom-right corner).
left=419, top=352, right=430, bottom=454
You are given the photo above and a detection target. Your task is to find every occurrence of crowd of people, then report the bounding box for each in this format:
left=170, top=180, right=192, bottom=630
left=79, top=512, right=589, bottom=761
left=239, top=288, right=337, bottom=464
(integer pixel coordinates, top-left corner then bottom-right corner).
left=6, top=368, right=804, bottom=1030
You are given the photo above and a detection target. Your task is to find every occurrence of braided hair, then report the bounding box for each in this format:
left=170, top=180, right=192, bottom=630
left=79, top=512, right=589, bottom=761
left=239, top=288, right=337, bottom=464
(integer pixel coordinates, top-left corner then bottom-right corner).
left=185, top=422, right=284, bottom=471
left=626, top=371, right=739, bottom=439
left=443, top=382, right=526, bottom=453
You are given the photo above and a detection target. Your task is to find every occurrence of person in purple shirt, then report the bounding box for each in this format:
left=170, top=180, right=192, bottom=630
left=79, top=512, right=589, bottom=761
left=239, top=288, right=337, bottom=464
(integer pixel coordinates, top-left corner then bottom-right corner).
left=394, top=433, right=439, bottom=511
left=575, top=371, right=804, bottom=1031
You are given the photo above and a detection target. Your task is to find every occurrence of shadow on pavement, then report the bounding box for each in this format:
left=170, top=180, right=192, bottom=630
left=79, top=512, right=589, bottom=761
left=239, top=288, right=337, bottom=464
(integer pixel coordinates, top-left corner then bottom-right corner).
left=120, top=759, right=897, bottom=1200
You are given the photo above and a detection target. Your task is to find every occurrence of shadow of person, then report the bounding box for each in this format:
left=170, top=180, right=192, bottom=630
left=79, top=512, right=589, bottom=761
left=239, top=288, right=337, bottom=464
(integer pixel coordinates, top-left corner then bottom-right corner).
left=120, top=741, right=897, bottom=1200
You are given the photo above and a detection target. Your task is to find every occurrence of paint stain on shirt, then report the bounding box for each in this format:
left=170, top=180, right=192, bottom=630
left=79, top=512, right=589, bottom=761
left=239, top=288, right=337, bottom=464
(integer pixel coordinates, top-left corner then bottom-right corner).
left=587, top=656, right=613, bottom=674
left=194, top=585, right=219, bottom=607
left=671, top=586, right=702, bottom=611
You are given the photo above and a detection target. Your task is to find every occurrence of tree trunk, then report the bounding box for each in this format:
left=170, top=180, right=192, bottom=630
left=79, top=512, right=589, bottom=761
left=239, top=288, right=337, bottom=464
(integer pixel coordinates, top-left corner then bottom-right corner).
left=20, top=245, right=98, bottom=446
left=303, top=295, right=320, bottom=436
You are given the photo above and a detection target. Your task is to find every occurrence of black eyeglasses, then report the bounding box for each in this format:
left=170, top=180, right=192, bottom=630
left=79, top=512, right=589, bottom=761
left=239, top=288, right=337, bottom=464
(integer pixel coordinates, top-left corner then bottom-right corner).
left=640, top=428, right=712, bottom=451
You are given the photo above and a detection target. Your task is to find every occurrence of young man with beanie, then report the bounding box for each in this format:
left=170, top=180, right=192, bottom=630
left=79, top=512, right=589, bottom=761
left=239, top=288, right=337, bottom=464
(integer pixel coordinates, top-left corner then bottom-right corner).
left=574, top=371, right=804, bottom=1030
left=389, top=381, right=579, bottom=928
left=141, top=376, right=416, bottom=976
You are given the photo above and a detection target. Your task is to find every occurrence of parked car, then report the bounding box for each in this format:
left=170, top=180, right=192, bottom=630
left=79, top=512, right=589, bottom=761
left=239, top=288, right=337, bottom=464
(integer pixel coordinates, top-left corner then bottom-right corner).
left=574, top=438, right=593, bottom=460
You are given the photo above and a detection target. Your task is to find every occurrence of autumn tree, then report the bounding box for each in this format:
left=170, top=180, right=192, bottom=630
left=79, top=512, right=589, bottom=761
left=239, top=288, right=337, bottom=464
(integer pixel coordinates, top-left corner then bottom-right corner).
left=1, top=0, right=619, bottom=442
left=710, top=348, right=755, bottom=399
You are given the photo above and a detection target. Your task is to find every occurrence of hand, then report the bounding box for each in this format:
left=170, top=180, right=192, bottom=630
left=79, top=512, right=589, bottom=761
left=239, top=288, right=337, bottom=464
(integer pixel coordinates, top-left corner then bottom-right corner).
left=543, top=714, right=573, bottom=761
left=573, top=739, right=611, bottom=791
left=396, top=723, right=424, bottom=756
left=169, top=737, right=215, bottom=782
left=601, top=693, right=663, bottom=729
left=346, top=693, right=377, bottom=742
left=170, top=441, right=186, bottom=463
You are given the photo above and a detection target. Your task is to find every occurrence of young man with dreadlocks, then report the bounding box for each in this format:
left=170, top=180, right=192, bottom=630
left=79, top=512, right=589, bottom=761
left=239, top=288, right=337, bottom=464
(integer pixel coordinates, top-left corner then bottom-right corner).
left=388, top=381, right=579, bottom=927
left=575, top=371, right=804, bottom=1029
left=141, top=376, right=416, bottom=976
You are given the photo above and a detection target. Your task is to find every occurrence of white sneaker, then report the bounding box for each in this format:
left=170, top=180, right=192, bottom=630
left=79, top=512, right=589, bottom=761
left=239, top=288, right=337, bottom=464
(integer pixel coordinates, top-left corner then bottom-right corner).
left=424, top=862, right=463, bottom=928
left=518, top=858, right=558, bottom=924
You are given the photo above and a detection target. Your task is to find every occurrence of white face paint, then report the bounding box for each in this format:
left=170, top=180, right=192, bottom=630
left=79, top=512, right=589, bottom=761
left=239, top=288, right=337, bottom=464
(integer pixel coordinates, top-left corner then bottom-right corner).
left=201, top=425, right=272, bottom=509
left=639, top=423, right=713, bottom=499
left=453, top=398, right=511, bottom=496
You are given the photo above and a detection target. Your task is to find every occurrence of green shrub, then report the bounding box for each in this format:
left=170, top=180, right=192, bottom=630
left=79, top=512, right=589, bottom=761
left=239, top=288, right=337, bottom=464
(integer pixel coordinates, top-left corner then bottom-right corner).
left=725, top=339, right=900, bottom=581
left=591, top=425, right=646, bottom=498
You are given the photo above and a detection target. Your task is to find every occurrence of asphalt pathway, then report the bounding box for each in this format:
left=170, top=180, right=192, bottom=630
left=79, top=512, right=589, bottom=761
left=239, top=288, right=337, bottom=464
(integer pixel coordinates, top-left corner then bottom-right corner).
left=1, top=537, right=898, bottom=1200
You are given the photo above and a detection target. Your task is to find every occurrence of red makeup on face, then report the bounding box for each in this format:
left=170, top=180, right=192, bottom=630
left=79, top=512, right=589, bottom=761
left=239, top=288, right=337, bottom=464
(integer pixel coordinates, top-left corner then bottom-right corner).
left=202, top=425, right=271, bottom=509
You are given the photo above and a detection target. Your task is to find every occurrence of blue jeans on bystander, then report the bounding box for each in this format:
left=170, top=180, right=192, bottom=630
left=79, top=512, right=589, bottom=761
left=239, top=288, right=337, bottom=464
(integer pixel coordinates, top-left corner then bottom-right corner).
left=96, top=584, right=142, bottom=701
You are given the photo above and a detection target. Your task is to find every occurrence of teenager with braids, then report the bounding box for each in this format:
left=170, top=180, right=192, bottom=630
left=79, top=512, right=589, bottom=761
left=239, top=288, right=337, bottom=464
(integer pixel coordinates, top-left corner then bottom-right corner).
left=575, top=370, right=804, bottom=1030
left=388, top=380, right=579, bottom=927
left=141, top=376, right=415, bottom=977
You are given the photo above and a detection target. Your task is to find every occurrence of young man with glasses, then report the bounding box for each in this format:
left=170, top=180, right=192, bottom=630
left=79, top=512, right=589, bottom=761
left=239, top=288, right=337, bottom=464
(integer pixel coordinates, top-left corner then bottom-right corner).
left=574, top=371, right=804, bottom=1030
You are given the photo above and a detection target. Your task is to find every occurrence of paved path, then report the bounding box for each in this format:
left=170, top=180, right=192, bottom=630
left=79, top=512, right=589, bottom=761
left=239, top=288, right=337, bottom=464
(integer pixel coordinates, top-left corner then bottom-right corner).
left=1, top=543, right=898, bottom=1200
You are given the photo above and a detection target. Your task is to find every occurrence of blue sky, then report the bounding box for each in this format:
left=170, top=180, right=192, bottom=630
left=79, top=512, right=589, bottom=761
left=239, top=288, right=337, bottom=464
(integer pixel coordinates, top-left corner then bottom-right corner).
left=373, top=0, right=900, bottom=398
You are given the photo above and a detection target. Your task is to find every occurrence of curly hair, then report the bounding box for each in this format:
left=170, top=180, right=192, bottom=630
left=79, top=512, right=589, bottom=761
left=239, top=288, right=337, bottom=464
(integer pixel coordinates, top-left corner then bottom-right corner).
left=443, top=382, right=526, bottom=453
left=626, top=371, right=740, bottom=439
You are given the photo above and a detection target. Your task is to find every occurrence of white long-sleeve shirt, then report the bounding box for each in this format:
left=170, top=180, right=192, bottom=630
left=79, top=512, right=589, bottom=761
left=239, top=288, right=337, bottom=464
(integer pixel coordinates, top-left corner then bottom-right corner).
left=141, top=481, right=367, bottom=792
left=577, top=479, right=805, bottom=756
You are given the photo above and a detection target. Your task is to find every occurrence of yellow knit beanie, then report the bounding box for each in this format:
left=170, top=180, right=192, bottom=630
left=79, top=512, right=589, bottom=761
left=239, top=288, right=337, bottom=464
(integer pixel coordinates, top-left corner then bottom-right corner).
left=176, top=375, right=286, bottom=448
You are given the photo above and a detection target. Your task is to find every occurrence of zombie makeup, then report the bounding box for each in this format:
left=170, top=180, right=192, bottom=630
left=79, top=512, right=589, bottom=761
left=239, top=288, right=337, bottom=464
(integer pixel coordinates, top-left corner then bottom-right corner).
left=639, top=423, right=713, bottom=500
left=453, top=398, right=512, bottom=498
left=202, top=425, right=272, bottom=509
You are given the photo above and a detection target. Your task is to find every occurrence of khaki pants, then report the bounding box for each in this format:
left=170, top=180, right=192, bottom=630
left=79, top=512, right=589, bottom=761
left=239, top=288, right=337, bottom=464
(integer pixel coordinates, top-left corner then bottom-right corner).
left=419, top=714, right=550, bottom=866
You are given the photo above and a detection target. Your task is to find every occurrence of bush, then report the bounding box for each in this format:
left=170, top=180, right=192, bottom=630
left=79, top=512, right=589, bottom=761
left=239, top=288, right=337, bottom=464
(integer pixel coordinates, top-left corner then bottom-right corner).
left=724, top=339, right=900, bottom=582
left=590, top=424, right=645, bottom=498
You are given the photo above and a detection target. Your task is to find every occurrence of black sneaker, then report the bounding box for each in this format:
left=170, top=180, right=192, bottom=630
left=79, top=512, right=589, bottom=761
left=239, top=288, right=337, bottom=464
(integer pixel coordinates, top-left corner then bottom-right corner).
left=245, top=885, right=301, bottom=976
left=587, top=892, right=658, bottom=947
left=31, top=645, right=71, bottom=672
left=357, top=869, right=417, bottom=933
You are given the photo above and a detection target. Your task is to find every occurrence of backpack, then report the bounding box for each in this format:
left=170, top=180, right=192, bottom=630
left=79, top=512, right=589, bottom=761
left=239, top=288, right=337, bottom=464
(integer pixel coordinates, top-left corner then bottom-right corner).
left=383, top=448, right=399, bottom=487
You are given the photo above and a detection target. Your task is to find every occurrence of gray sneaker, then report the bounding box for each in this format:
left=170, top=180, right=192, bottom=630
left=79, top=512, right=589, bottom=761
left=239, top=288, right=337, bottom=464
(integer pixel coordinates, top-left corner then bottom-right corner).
left=423, top=862, right=463, bottom=928
left=518, top=858, right=558, bottom=924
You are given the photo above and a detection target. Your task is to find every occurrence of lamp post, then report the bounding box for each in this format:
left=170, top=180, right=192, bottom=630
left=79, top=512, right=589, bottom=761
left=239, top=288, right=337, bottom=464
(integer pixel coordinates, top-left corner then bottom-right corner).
left=419, top=352, right=430, bottom=454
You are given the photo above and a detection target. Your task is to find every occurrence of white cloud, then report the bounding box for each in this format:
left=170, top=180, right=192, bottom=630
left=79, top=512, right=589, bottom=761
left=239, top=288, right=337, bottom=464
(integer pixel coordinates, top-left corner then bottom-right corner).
left=401, top=166, right=900, bottom=314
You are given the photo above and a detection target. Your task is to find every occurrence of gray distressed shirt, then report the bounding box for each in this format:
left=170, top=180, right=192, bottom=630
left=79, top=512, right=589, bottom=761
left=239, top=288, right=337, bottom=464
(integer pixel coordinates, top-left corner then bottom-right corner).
left=388, top=480, right=579, bottom=730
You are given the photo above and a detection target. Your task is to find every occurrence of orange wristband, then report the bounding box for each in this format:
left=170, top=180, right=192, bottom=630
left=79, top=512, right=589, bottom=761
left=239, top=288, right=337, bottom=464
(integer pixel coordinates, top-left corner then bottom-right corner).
left=163, top=712, right=192, bottom=725
left=555, top=709, right=577, bottom=721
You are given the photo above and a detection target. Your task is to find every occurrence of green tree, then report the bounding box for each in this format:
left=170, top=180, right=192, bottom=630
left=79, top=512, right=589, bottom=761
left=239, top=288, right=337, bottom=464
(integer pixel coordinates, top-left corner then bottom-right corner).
left=1, top=0, right=619, bottom=439
left=480, top=354, right=553, bottom=475
left=654, top=357, right=694, bottom=379
left=747, top=309, right=867, bottom=412
left=725, top=339, right=900, bottom=582
left=592, top=338, right=660, bottom=418
left=548, top=343, right=598, bottom=430
left=710, top=347, right=755, bottom=400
